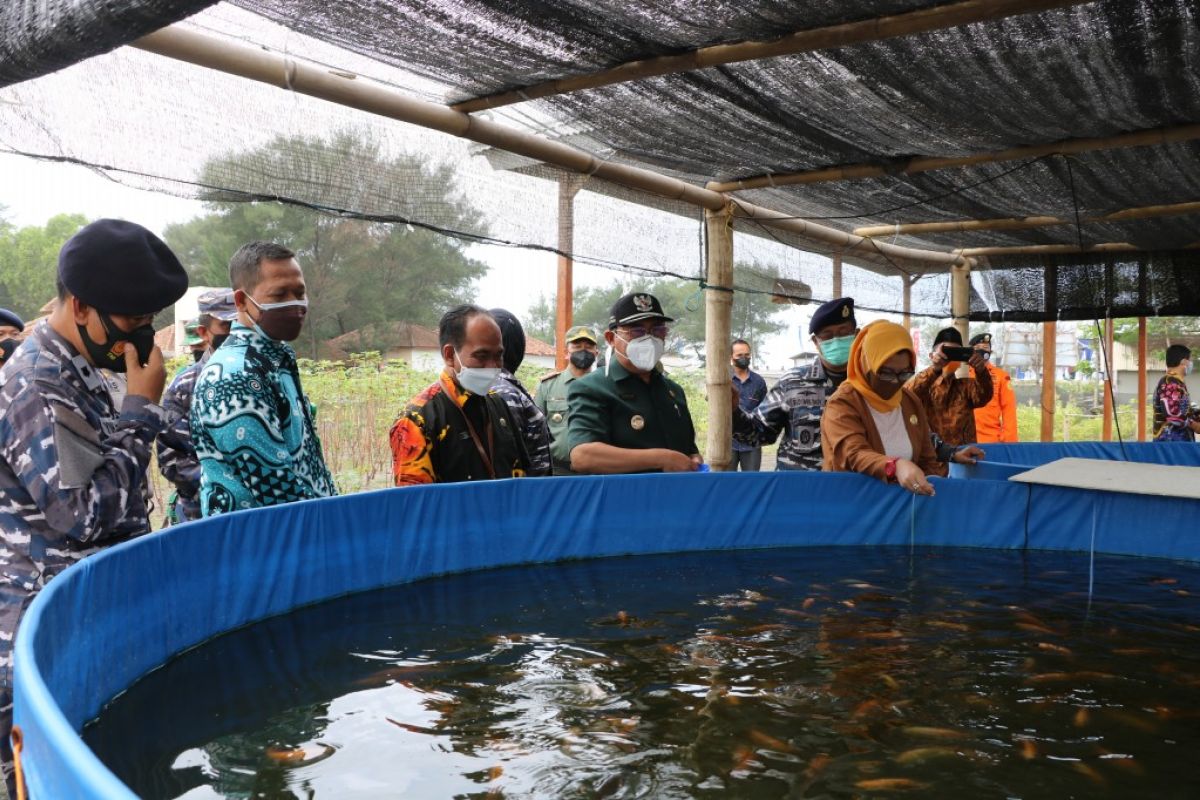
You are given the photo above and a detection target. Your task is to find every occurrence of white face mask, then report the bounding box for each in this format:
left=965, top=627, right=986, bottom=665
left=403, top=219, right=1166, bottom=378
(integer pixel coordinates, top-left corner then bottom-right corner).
left=454, top=352, right=500, bottom=396
left=617, top=333, right=665, bottom=372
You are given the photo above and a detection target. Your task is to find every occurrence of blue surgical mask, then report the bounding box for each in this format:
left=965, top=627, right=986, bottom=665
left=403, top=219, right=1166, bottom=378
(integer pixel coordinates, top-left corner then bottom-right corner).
left=818, top=334, right=854, bottom=367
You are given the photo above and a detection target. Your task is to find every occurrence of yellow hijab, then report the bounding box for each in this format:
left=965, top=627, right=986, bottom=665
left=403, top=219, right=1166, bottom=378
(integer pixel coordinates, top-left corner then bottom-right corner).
left=847, top=320, right=915, bottom=413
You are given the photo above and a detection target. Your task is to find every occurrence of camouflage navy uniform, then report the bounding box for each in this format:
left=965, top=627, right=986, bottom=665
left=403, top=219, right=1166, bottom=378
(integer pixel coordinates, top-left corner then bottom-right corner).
left=0, top=324, right=164, bottom=770
left=493, top=370, right=552, bottom=477
left=733, top=360, right=844, bottom=471
left=156, top=351, right=210, bottom=524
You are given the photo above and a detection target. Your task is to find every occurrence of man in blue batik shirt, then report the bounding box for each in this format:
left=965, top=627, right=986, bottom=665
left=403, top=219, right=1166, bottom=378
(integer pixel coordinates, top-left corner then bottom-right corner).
left=191, top=242, right=336, bottom=516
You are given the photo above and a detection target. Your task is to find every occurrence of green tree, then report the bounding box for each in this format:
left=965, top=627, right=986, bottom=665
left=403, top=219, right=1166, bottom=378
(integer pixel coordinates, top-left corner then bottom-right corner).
left=164, top=132, right=488, bottom=359
left=0, top=213, right=88, bottom=319
left=525, top=264, right=787, bottom=359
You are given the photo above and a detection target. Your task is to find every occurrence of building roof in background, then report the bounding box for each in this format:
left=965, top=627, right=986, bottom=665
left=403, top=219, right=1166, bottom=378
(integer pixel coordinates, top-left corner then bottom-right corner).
left=325, top=322, right=441, bottom=360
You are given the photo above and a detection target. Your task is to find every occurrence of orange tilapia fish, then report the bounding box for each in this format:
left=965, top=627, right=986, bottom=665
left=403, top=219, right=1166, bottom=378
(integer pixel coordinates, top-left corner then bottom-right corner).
left=265, top=743, right=336, bottom=766
left=855, top=777, right=928, bottom=791
left=895, top=746, right=966, bottom=765
left=1025, top=671, right=1117, bottom=684
left=748, top=729, right=798, bottom=753
left=1072, top=762, right=1106, bottom=786
left=803, top=597, right=817, bottom=609
left=1073, top=707, right=1090, bottom=727
left=927, top=620, right=969, bottom=632
left=1036, top=642, right=1073, bottom=656
left=1018, top=739, right=1038, bottom=760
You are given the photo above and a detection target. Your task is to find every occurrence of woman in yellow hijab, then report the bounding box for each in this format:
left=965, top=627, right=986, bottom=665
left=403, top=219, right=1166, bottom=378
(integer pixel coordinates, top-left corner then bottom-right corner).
left=819, top=320, right=944, bottom=494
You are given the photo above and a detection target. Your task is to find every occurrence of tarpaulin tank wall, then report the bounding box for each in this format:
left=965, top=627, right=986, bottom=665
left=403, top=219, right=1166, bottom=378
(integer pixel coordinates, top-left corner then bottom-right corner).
left=16, top=445, right=1200, bottom=797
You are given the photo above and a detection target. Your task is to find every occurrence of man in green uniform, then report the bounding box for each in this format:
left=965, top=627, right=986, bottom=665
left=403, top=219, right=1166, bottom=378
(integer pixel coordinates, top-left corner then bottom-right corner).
left=535, top=325, right=599, bottom=475
left=567, top=293, right=703, bottom=473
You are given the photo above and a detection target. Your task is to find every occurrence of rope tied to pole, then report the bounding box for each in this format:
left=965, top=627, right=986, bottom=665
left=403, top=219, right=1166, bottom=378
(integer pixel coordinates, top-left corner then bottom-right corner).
left=12, top=725, right=27, bottom=800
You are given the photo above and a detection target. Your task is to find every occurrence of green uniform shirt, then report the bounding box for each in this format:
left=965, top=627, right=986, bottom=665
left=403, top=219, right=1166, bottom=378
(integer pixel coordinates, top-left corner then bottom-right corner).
left=566, top=356, right=698, bottom=471
left=535, top=368, right=585, bottom=475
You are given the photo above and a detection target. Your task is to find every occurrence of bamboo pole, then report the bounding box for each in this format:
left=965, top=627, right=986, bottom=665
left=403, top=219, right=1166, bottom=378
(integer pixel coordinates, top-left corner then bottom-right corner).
left=131, top=26, right=965, bottom=274
left=1137, top=316, right=1147, bottom=441
left=957, top=242, right=1143, bottom=257
left=705, top=205, right=735, bottom=472
left=1102, top=317, right=1114, bottom=441
left=950, top=263, right=970, bottom=346
left=902, top=275, right=913, bottom=331
left=452, top=0, right=1087, bottom=113
left=555, top=176, right=583, bottom=370
left=853, top=199, right=1200, bottom=238
left=710, top=123, right=1200, bottom=193
left=1041, top=322, right=1057, bottom=441
left=832, top=252, right=843, bottom=297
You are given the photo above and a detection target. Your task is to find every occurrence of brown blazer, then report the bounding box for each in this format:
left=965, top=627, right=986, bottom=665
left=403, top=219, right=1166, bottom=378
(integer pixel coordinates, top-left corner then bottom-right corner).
left=820, top=382, right=945, bottom=481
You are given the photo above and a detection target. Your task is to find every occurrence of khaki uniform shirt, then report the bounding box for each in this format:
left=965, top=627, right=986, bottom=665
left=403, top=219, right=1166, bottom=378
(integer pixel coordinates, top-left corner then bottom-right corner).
left=566, top=357, right=697, bottom=471
left=535, top=368, right=584, bottom=475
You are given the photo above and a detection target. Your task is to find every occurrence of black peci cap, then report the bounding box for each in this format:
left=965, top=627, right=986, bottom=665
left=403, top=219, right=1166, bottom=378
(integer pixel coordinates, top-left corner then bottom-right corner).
left=58, top=219, right=188, bottom=315
left=808, top=297, right=855, bottom=335
left=608, top=292, right=674, bottom=329
left=933, top=327, right=963, bottom=346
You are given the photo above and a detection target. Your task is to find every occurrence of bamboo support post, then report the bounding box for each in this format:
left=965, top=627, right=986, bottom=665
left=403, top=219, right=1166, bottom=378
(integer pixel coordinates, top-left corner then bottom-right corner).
left=832, top=252, right=843, bottom=298
left=712, top=123, right=1200, bottom=192
left=555, top=176, right=583, bottom=370
left=1041, top=322, right=1057, bottom=442
left=853, top=199, right=1200, bottom=237
left=958, top=243, right=1141, bottom=257
left=902, top=275, right=913, bottom=331
left=1137, top=316, right=1147, bottom=441
left=453, top=0, right=1086, bottom=113
left=1102, top=317, right=1114, bottom=441
left=131, top=26, right=964, bottom=276
left=705, top=206, right=735, bottom=472
left=950, top=263, right=970, bottom=346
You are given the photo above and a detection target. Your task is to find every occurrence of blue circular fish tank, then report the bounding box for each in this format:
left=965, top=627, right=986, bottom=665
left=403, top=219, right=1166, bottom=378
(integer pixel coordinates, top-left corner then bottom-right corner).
left=14, top=442, right=1200, bottom=797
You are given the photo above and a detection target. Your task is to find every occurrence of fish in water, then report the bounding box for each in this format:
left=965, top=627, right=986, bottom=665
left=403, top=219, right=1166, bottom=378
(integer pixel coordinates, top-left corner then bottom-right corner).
left=1025, top=671, right=1117, bottom=684
left=1036, top=642, right=1073, bottom=656
left=265, top=743, right=336, bottom=766
left=802, top=597, right=816, bottom=609
left=1074, top=707, right=1090, bottom=727
left=1072, top=762, right=1106, bottom=787
left=748, top=729, right=798, bottom=753
left=855, top=777, right=928, bottom=791
left=1018, top=739, right=1038, bottom=760
left=895, top=746, right=966, bottom=765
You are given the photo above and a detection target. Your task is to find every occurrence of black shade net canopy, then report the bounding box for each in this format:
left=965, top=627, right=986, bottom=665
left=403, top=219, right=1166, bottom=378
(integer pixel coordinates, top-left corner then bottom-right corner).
left=2, top=0, right=1198, bottom=321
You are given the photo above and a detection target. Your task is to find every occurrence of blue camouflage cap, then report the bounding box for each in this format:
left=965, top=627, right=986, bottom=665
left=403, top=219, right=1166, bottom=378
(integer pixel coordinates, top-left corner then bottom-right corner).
left=197, top=288, right=238, bottom=321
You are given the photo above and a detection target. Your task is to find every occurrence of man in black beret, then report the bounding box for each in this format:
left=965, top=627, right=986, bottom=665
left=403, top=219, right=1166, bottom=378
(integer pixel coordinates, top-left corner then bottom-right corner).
left=567, top=291, right=704, bottom=473
left=0, top=218, right=187, bottom=781
left=0, top=309, right=23, bottom=342
left=732, top=297, right=858, bottom=470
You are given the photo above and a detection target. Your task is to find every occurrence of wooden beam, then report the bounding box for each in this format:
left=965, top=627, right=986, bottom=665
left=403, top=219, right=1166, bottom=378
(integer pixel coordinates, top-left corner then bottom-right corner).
left=853, top=199, right=1200, bottom=238
left=1041, top=322, right=1057, bottom=442
left=555, top=176, right=584, bottom=370
left=1137, top=316, right=1147, bottom=441
left=709, top=123, right=1200, bottom=193
left=1102, top=317, right=1114, bottom=441
left=958, top=242, right=1140, bottom=257
left=130, top=26, right=967, bottom=275
left=902, top=275, right=913, bottom=331
left=452, top=0, right=1086, bottom=113
left=705, top=205, right=735, bottom=472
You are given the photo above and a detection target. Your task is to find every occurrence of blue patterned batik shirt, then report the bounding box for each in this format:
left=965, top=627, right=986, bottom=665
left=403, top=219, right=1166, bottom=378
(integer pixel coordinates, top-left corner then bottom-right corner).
left=191, top=323, right=336, bottom=516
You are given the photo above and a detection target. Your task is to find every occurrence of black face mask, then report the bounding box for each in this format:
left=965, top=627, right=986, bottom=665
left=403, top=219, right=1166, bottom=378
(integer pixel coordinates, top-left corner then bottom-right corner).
left=191, top=349, right=204, bottom=363
left=733, top=356, right=751, bottom=369
left=78, top=312, right=155, bottom=373
left=569, top=349, right=596, bottom=370
left=0, top=338, right=16, bottom=366
left=210, top=332, right=230, bottom=351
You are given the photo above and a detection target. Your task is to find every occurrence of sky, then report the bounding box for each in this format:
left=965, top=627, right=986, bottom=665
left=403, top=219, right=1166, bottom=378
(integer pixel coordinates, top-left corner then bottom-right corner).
left=0, top=150, right=827, bottom=370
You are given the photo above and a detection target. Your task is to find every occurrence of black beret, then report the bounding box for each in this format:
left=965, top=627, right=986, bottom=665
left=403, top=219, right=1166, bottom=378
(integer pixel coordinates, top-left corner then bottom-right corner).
left=608, top=292, right=674, bottom=329
left=933, top=327, right=963, bottom=346
left=489, top=308, right=526, bottom=374
left=969, top=332, right=992, bottom=347
left=0, top=308, right=23, bottom=332
left=58, top=219, right=188, bottom=315
left=808, top=297, right=855, bottom=335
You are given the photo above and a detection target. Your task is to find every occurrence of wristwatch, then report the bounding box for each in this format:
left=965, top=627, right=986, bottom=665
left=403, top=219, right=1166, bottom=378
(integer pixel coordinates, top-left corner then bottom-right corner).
left=884, top=457, right=899, bottom=482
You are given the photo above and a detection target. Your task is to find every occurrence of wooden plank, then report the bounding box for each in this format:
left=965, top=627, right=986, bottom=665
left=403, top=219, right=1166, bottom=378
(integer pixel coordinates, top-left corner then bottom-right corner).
left=705, top=206, right=735, bottom=471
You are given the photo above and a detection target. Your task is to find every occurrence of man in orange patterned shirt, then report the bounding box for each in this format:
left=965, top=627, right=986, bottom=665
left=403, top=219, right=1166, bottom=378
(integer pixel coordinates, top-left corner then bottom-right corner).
left=390, top=305, right=531, bottom=485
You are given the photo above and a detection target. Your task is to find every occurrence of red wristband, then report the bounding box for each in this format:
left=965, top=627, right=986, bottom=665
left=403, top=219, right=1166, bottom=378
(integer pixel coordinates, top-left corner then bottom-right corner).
left=884, top=457, right=899, bottom=481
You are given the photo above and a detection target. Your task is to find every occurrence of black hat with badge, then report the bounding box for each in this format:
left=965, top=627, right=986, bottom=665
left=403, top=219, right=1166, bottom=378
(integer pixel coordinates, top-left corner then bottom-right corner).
left=608, top=292, right=674, bottom=329
left=0, top=309, right=24, bottom=332
left=969, top=332, right=993, bottom=347
left=58, top=219, right=188, bottom=315
left=808, top=297, right=855, bottom=335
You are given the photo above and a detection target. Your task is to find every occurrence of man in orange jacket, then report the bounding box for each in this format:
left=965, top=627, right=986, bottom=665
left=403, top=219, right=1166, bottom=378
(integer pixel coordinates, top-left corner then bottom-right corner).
left=969, top=333, right=1018, bottom=442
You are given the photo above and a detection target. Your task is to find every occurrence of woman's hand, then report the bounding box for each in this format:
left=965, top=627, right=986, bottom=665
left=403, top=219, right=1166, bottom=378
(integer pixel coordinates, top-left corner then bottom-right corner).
left=895, top=458, right=935, bottom=496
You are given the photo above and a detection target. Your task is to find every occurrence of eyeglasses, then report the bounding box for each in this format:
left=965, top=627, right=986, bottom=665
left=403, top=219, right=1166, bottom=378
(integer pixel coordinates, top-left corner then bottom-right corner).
left=876, top=369, right=915, bottom=384
left=620, top=325, right=671, bottom=340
